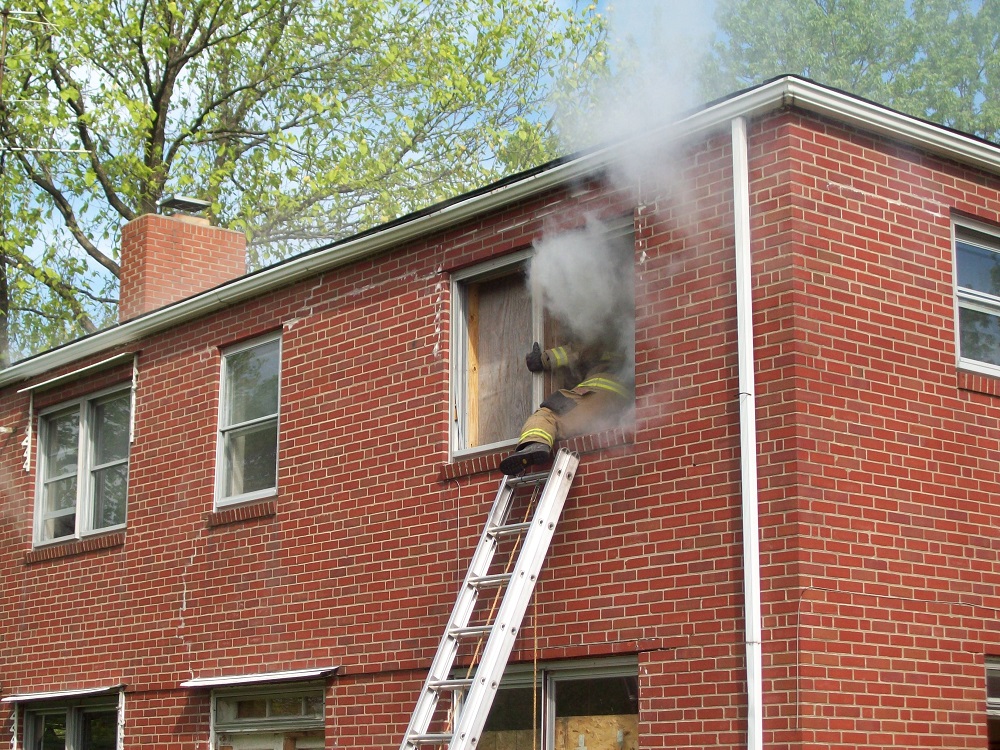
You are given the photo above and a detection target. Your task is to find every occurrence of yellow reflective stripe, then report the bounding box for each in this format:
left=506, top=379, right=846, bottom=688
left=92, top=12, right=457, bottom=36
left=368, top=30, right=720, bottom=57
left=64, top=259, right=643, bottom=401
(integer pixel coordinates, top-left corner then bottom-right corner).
left=550, top=347, right=569, bottom=368
left=578, top=377, right=629, bottom=398
left=519, top=428, right=554, bottom=446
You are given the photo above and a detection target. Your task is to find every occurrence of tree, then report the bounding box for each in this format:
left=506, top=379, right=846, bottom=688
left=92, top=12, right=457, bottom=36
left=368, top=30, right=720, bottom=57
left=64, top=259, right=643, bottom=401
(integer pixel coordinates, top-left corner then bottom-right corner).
left=0, top=0, right=608, bottom=365
left=703, top=0, right=1000, bottom=142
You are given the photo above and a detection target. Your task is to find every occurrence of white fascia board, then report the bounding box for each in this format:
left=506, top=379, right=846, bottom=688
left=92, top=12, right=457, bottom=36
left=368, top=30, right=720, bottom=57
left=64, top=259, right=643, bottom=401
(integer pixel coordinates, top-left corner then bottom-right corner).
left=3, top=77, right=999, bottom=392
left=1, top=684, right=125, bottom=703
left=179, top=667, right=338, bottom=689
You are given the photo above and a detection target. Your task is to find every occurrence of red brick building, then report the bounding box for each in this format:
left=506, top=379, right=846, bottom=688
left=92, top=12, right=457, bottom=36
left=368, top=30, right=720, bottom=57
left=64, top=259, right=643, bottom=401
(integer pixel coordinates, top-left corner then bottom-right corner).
left=3, top=75, right=1000, bottom=750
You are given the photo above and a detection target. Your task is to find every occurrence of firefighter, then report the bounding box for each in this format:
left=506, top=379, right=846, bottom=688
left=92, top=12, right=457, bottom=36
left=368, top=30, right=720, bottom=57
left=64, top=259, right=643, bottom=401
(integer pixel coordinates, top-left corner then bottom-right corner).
left=498, top=336, right=632, bottom=476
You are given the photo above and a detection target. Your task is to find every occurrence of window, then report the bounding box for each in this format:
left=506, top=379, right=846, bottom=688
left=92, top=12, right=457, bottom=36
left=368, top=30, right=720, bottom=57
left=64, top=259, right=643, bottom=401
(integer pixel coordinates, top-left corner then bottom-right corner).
left=217, top=334, right=281, bottom=505
left=35, top=387, right=131, bottom=544
left=479, top=659, right=638, bottom=750
left=452, top=250, right=540, bottom=455
left=212, top=684, right=324, bottom=750
left=22, top=697, right=120, bottom=750
left=955, top=222, right=1000, bottom=373
left=988, top=659, right=1000, bottom=750
left=451, top=220, right=635, bottom=458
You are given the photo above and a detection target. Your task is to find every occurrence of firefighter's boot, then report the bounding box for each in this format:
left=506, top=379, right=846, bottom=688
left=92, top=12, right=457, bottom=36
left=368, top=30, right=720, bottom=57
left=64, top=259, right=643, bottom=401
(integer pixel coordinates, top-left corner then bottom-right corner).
left=499, top=442, right=551, bottom=476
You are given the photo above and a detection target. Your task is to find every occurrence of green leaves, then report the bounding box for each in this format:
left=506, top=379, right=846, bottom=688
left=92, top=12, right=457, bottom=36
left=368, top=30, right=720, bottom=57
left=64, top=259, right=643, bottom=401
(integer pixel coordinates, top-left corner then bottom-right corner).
left=0, top=0, right=609, bottom=361
left=703, top=0, right=1000, bottom=143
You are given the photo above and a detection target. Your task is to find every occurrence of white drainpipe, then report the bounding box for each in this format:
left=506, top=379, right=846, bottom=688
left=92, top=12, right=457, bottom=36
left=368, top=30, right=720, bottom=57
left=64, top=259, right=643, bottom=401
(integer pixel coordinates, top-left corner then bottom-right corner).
left=731, top=115, right=764, bottom=750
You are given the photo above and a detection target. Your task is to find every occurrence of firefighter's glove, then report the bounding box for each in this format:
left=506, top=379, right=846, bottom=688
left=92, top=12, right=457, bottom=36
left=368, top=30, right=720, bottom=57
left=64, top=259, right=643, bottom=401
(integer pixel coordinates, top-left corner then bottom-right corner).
left=525, top=342, right=545, bottom=372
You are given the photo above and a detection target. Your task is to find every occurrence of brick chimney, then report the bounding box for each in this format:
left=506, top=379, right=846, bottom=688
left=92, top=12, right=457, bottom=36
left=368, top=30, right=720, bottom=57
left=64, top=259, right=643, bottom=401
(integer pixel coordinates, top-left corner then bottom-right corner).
left=119, top=211, right=247, bottom=323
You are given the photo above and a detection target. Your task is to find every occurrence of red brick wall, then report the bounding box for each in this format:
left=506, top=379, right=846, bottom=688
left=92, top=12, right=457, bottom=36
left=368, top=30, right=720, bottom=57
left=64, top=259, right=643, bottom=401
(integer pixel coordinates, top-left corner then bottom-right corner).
left=3, top=107, right=1000, bottom=750
left=119, top=213, right=246, bottom=322
left=750, top=111, right=1000, bottom=748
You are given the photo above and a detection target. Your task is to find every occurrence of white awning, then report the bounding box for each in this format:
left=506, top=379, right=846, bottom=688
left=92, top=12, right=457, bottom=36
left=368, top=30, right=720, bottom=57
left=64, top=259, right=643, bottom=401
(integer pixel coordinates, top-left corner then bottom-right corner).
left=180, top=667, right=338, bottom=689
left=2, top=684, right=125, bottom=703
left=16, top=352, right=136, bottom=394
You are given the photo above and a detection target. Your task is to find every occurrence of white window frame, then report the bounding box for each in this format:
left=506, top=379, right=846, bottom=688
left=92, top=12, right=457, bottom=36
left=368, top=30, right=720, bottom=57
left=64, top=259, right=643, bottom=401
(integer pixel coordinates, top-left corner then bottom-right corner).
left=210, top=682, right=325, bottom=750
left=450, top=249, right=545, bottom=459
left=33, top=384, right=131, bottom=546
left=954, top=218, right=1000, bottom=376
left=18, top=692, right=123, bottom=750
left=474, top=657, right=639, bottom=750
left=215, top=333, right=282, bottom=507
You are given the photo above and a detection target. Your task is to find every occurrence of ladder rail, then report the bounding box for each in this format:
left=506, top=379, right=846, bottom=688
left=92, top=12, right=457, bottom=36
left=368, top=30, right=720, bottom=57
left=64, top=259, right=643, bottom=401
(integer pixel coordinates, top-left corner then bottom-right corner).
left=398, top=448, right=580, bottom=750
left=448, top=448, right=578, bottom=748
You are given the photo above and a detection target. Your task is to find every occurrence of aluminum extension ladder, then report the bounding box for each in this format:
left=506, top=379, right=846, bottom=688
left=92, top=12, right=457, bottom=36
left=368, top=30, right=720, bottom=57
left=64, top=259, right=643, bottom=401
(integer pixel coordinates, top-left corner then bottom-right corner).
left=399, top=447, right=580, bottom=750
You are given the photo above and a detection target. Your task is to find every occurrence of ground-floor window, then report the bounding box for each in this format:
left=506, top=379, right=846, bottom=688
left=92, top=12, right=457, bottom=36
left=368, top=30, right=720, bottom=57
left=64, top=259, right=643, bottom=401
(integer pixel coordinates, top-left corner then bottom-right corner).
left=479, top=658, right=638, bottom=750
left=988, top=659, right=1000, bottom=750
left=22, top=697, right=119, bottom=750
left=213, top=682, right=325, bottom=750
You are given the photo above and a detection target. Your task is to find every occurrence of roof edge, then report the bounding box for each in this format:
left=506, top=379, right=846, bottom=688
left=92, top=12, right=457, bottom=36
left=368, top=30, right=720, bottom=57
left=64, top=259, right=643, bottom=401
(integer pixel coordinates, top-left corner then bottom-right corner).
left=3, top=76, right=998, bottom=389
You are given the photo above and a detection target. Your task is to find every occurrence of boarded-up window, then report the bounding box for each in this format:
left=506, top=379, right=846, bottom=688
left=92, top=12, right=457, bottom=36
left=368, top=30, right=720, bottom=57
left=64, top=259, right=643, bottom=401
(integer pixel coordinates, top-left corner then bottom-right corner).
left=460, top=266, right=535, bottom=450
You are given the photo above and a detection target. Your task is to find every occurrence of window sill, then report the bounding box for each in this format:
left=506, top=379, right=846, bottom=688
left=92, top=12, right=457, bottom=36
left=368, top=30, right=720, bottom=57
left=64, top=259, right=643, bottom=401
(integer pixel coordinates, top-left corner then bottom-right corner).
left=206, top=499, right=277, bottom=528
left=439, top=426, right=633, bottom=481
left=957, top=369, right=1000, bottom=398
left=25, top=530, right=125, bottom=564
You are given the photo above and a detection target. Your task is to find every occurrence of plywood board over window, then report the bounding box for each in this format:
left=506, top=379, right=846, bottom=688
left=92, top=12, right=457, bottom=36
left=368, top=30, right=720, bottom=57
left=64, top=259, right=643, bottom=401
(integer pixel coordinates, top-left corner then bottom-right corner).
left=464, top=270, right=534, bottom=448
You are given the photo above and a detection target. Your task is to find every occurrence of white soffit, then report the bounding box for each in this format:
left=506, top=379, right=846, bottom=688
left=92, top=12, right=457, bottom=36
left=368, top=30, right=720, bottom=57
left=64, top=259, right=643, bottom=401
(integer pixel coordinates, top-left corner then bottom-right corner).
left=180, top=667, right=338, bottom=689
left=1, top=684, right=125, bottom=703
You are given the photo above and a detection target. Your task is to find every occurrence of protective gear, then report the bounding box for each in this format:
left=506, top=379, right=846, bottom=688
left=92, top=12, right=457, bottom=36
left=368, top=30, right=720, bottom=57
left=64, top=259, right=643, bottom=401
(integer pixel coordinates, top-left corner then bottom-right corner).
left=500, top=340, right=632, bottom=475
left=499, top=442, right=552, bottom=476
left=525, top=342, right=544, bottom=372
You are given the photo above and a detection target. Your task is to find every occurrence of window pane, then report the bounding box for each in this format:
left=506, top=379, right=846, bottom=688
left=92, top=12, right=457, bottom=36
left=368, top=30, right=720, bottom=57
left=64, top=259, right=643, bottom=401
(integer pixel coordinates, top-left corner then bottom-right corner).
left=226, top=339, right=280, bottom=426
left=236, top=699, right=267, bottom=719
left=989, top=668, right=1000, bottom=700
left=36, top=713, right=67, bottom=750
left=554, top=676, right=638, bottom=750
left=957, top=240, right=1000, bottom=296
left=481, top=686, right=540, bottom=749
left=93, top=463, right=128, bottom=528
left=94, top=394, right=131, bottom=465
left=43, top=513, right=77, bottom=541
left=959, top=306, right=1000, bottom=366
left=44, top=476, right=78, bottom=513
left=81, top=710, right=117, bottom=750
left=303, top=695, right=324, bottom=718
left=224, top=419, right=278, bottom=497
left=44, top=411, right=79, bottom=479
left=270, top=697, right=301, bottom=717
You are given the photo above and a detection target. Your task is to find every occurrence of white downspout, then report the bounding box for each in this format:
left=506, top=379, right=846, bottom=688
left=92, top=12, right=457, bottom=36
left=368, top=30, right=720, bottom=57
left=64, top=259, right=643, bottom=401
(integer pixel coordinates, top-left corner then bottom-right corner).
left=731, top=115, right=764, bottom=750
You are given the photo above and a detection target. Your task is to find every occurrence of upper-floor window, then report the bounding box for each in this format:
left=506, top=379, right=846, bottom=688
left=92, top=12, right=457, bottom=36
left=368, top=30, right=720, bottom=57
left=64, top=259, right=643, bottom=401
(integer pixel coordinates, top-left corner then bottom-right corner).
left=35, top=386, right=131, bottom=545
left=450, top=219, right=634, bottom=458
left=217, top=333, right=281, bottom=506
left=452, top=250, right=540, bottom=456
left=955, top=221, right=1000, bottom=373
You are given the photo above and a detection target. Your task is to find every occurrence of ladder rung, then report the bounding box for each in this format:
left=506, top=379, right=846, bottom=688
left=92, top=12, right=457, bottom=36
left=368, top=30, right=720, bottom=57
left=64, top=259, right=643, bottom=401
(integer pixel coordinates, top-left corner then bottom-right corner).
left=449, top=625, right=492, bottom=640
left=468, top=573, right=511, bottom=589
left=407, top=734, right=454, bottom=745
left=505, top=470, right=550, bottom=486
left=489, top=521, right=531, bottom=538
left=428, top=678, right=474, bottom=691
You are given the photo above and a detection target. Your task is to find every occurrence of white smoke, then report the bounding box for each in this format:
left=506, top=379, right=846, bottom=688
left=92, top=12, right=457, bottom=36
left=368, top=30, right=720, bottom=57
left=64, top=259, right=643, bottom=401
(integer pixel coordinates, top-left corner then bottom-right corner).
left=529, top=216, right=632, bottom=350
left=525, top=3, right=717, bottom=385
